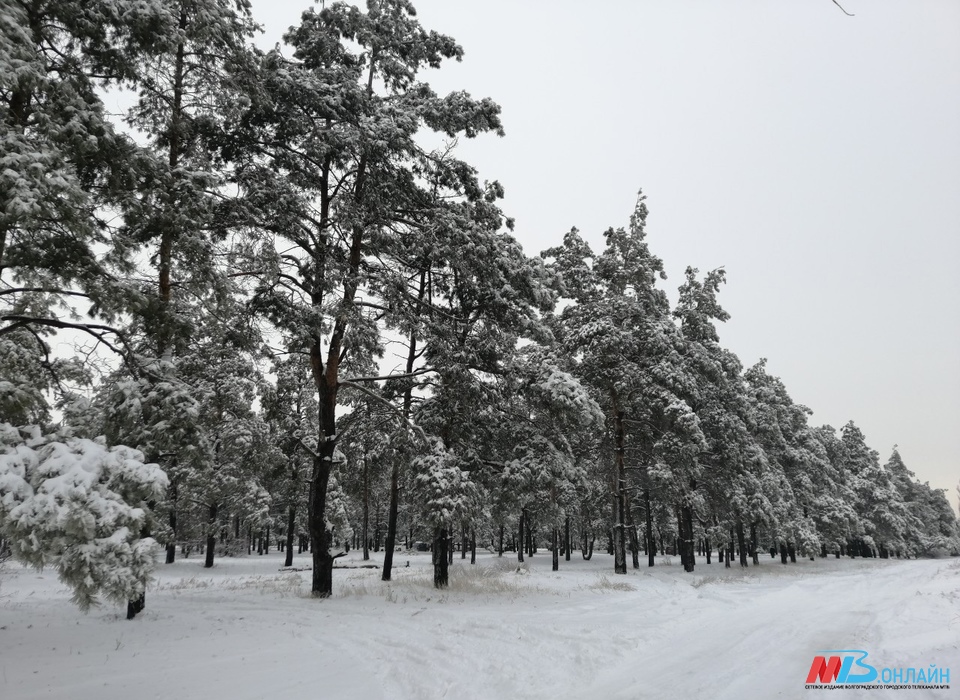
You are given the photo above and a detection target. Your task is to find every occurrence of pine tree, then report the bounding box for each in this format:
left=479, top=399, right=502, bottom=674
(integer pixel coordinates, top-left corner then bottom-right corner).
left=232, top=0, right=505, bottom=597
left=0, top=423, right=168, bottom=610
left=544, top=194, right=704, bottom=573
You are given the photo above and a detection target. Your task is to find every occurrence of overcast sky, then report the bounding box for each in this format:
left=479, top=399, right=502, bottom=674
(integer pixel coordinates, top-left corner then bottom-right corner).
left=252, top=0, right=960, bottom=509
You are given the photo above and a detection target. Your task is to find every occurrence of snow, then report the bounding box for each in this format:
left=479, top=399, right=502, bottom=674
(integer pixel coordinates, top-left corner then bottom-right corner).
left=1, top=550, right=956, bottom=700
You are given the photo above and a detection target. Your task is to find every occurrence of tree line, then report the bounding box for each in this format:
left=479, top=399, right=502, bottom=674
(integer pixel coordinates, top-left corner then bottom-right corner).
left=1, top=0, right=956, bottom=613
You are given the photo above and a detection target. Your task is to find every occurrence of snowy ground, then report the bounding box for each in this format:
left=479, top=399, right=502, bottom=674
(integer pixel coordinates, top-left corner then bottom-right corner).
left=1, top=549, right=957, bottom=700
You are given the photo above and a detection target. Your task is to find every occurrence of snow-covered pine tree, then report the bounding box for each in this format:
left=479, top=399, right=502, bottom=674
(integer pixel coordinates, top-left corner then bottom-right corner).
left=0, top=0, right=207, bottom=613
left=882, top=447, right=958, bottom=556
left=0, top=423, right=168, bottom=610
left=544, top=193, right=704, bottom=573
left=672, top=267, right=757, bottom=568
left=228, top=0, right=507, bottom=597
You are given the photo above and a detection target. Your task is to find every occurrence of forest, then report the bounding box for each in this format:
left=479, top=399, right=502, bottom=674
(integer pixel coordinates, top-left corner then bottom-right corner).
left=1, top=0, right=957, bottom=618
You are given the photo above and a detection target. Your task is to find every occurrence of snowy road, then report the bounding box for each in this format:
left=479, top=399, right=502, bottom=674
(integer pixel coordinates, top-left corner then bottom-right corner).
left=1, top=551, right=957, bottom=699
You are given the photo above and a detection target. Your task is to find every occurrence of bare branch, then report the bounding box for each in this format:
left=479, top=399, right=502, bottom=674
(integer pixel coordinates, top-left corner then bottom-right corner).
left=832, top=0, right=854, bottom=16
left=0, top=287, right=91, bottom=299
left=344, top=368, right=434, bottom=384
left=0, top=315, right=143, bottom=378
left=339, top=380, right=428, bottom=443
left=294, top=437, right=319, bottom=460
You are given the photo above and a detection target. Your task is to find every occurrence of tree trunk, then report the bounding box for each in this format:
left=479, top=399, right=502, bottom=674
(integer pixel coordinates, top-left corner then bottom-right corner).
left=362, top=453, right=370, bottom=561
left=498, top=524, right=504, bottom=557
left=644, top=489, right=655, bottom=567
left=788, top=543, right=797, bottom=563
left=381, top=455, right=401, bottom=581
left=470, top=530, right=476, bottom=565
left=433, top=526, right=449, bottom=588
left=611, top=387, right=627, bottom=575
left=204, top=503, right=218, bottom=569
left=308, top=449, right=334, bottom=597
left=582, top=535, right=594, bottom=560
left=517, top=509, right=525, bottom=563
left=126, top=593, right=145, bottom=620
left=552, top=527, right=559, bottom=571
left=284, top=504, right=296, bottom=568
left=750, top=522, right=759, bottom=565
left=461, top=523, right=467, bottom=560
left=780, top=543, right=788, bottom=564
left=165, top=480, right=178, bottom=564
left=736, top=518, right=748, bottom=568
left=626, top=503, right=640, bottom=570
left=383, top=270, right=425, bottom=578
left=681, top=504, right=695, bottom=572
left=565, top=516, right=571, bottom=562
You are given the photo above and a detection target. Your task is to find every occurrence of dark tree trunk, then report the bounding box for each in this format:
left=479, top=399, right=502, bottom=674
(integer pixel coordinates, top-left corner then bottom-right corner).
left=788, top=543, right=797, bottom=564
left=581, top=533, right=595, bottom=561
left=362, top=454, right=370, bottom=561
left=705, top=537, right=712, bottom=564
left=736, top=519, right=748, bottom=568
left=750, top=522, right=759, bottom=565
left=611, top=388, right=627, bottom=575
left=382, top=457, right=400, bottom=581
left=308, top=448, right=334, bottom=597
left=626, top=504, right=640, bottom=570
left=204, top=503, right=218, bottom=569
left=284, top=504, right=296, bottom=568
left=726, top=529, right=734, bottom=569
left=517, top=509, right=525, bottom=563
left=470, top=530, right=476, bottom=565
left=498, top=524, right=504, bottom=557
left=165, top=481, right=178, bottom=564
left=461, top=523, right=467, bottom=560
left=681, top=504, right=695, bottom=572
left=780, top=543, right=788, bottom=564
left=645, top=489, right=655, bottom=567
left=565, top=516, right=571, bottom=562
left=433, top=526, right=449, bottom=588
left=552, top=527, right=559, bottom=571
left=384, top=297, right=422, bottom=581
left=126, top=593, right=145, bottom=620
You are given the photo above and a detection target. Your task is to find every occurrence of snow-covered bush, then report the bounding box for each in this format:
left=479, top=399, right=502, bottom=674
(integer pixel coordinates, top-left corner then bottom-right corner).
left=0, top=423, right=168, bottom=610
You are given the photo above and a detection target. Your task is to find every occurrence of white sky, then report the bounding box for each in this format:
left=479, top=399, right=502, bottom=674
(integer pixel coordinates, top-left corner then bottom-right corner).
left=252, top=0, right=960, bottom=510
